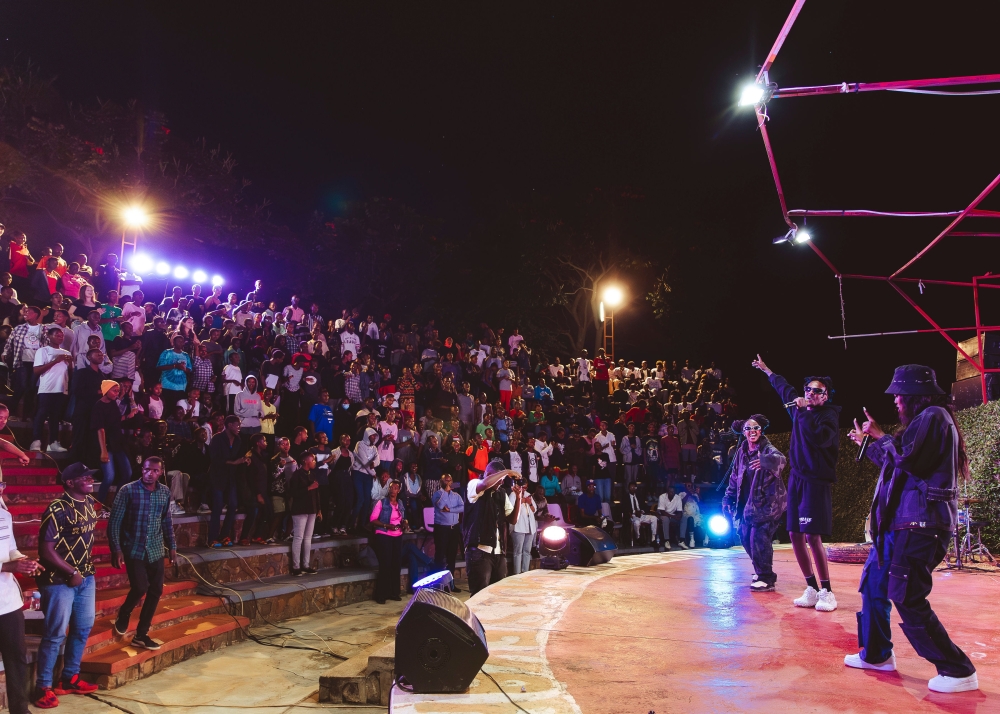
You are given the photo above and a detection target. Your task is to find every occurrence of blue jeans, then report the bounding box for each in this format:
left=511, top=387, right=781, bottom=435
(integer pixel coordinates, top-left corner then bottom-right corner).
left=97, top=451, right=132, bottom=504
left=595, top=478, right=611, bottom=504
left=351, top=470, right=372, bottom=525
left=37, top=575, right=96, bottom=688
left=209, top=483, right=239, bottom=543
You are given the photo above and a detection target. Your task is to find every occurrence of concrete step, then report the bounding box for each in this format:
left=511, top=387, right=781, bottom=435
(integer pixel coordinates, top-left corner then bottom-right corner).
left=3, top=484, right=65, bottom=503
left=319, top=630, right=395, bottom=706
left=95, top=580, right=199, bottom=616
left=86, top=594, right=227, bottom=653
left=79, top=614, right=249, bottom=687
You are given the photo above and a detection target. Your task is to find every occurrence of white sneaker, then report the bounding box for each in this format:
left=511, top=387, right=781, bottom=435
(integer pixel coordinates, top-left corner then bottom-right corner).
left=46, top=441, right=67, bottom=453
left=750, top=580, right=773, bottom=591
left=28, top=441, right=41, bottom=452
left=197, top=504, right=211, bottom=514
left=844, top=652, right=896, bottom=671
left=662, top=543, right=671, bottom=551
left=794, top=586, right=819, bottom=608
left=928, top=672, right=978, bottom=693
left=678, top=543, right=689, bottom=550
left=815, top=588, right=838, bottom=612
left=169, top=504, right=186, bottom=516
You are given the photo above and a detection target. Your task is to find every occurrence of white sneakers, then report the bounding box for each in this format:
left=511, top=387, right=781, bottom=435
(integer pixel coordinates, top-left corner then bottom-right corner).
left=815, top=588, right=838, bottom=611
left=677, top=543, right=689, bottom=550
left=750, top=580, right=775, bottom=592
left=792, top=586, right=838, bottom=611
left=928, top=672, right=979, bottom=693
left=28, top=441, right=41, bottom=452
left=844, top=652, right=896, bottom=671
left=46, top=441, right=67, bottom=452
left=845, top=654, right=978, bottom=693
left=793, top=586, right=819, bottom=608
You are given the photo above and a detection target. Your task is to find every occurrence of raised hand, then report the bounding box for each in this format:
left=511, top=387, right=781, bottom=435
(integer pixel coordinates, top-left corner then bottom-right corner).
left=751, top=354, right=772, bottom=376
left=861, top=407, right=885, bottom=440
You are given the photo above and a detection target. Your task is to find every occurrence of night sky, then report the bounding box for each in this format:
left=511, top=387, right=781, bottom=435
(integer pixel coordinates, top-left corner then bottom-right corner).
left=2, top=1, right=999, bottom=429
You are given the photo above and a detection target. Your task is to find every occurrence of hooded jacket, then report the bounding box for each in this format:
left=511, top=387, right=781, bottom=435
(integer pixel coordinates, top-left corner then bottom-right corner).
left=768, top=373, right=841, bottom=482
left=723, top=436, right=788, bottom=525
left=234, top=376, right=263, bottom=428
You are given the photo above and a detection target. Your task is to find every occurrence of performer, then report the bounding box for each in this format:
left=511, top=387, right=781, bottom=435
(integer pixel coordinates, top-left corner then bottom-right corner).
left=845, top=364, right=977, bottom=693
left=752, top=355, right=839, bottom=612
left=464, top=459, right=522, bottom=595
left=722, top=414, right=787, bottom=592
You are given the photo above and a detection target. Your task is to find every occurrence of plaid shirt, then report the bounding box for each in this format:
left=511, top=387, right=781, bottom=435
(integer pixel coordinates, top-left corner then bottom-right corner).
left=192, top=355, right=216, bottom=392
left=108, top=481, right=176, bottom=562
left=2, top=322, right=47, bottom=364
left=344, top=372, right=362, bottom=403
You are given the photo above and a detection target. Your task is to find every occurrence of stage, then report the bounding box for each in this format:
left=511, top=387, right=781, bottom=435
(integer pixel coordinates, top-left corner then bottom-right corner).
left=391, top=546, right=998, bottom=713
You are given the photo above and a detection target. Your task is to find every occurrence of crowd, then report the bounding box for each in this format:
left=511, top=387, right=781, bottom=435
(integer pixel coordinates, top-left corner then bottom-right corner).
left=0, top=226, right=748, bottom=708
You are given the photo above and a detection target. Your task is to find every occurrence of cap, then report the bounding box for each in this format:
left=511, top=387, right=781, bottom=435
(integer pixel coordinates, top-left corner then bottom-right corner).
left=586, top=479, right=596, bottom=485
left=100, top=380, right=118, bottom=396
left=61, top=462, right=100, bottom=484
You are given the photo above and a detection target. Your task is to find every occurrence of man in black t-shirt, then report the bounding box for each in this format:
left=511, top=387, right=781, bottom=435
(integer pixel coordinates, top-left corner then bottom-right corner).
left=91, top=380, right=132, bottom=505
left=34, top=462, right=100, bottom=703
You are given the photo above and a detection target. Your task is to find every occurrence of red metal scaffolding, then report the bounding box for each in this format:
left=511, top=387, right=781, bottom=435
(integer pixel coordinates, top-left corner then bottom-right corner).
left=748, top=0, right=1000, bottom=403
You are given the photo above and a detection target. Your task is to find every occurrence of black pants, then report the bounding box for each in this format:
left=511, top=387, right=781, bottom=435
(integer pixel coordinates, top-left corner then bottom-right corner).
left=331, top=472, right=354, bottom=530
left=0, top=609, right=29, bottom=713
left=738, top=518, right=780, bottom=586
left=32, top=392, right=66, bottom=443
left=434, top=524, right=461, bottom=573
left=316, top=484, right=332, bottom=534
left=118, top=557, right=165, bottom=638
left=466, top=547, right=507, bottom=596
left=373, top=533, right=402, bottom=602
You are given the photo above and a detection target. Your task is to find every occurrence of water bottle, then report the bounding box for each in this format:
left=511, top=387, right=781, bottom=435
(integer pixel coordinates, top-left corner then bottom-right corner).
left=31, top=591, right=41, bottom=611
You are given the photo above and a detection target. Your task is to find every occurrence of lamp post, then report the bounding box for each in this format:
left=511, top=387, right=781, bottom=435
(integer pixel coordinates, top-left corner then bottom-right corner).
left=600, top=285, right=624, bottom=364
left=120, top=206, right=147, bottom=294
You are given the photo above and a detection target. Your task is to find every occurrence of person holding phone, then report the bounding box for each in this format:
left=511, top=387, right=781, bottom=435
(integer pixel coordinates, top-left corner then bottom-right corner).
left=369, top=479, right=407, bottom=603
left=464, top=459, right=523, bottom=595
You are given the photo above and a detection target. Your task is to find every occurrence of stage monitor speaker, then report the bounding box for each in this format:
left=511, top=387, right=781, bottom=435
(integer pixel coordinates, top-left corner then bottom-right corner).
left=395, top=588, right=489, bottom=693
left=566, top=525, right=617, bottom=566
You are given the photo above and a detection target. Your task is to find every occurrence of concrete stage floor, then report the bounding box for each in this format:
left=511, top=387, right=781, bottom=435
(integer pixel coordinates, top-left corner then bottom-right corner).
left=392, top=546, right=998, bottom=714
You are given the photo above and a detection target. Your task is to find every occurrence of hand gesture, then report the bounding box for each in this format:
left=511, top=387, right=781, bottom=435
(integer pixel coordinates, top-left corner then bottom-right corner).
left=751, top=354, right=772, bottom=376
left=749, top=457, right=760, bottom=471
left=511, top=482, right=523, bottom=496
left=849, top=418, right=865, bottom=446
left=861, top=407, right=885, bottom=440
left=7, top=558, right=41, bottom=575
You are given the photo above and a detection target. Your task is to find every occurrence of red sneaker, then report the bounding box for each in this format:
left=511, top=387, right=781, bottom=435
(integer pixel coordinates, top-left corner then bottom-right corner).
left=54, top=674, right=98, bottom=695
left=221, top=537, right=233, bottom=547
left=33, top=687, right=59, bottom=708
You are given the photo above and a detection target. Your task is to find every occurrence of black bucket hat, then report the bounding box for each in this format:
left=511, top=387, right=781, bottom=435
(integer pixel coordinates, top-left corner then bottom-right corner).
left=885, top=364, right=944, bottom=395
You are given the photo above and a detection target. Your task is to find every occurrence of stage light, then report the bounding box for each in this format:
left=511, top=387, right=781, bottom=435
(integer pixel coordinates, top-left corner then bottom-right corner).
left=708, top=515, right=730, bottom=537
left=130, top=254, right=153, bottom=274
left=155, top=261, right=170, bottom=275
left=192, top=270, right=208, bottom=284
left=773, top=226, right=812, bottom=246
left=123, top=206, right=148, bottom=227
left=602, top=286, right=623, bottom=307
left=412, top=570, right=455, bottom=593
left=793, top=229, right=812, bottom=244
left=739, top=84, right=766, bottom=107
left=540, top=525, right=569, bottom=570
left=173, top=266, right=189, bottom=280
left=211, top=275, right=225, bottom=287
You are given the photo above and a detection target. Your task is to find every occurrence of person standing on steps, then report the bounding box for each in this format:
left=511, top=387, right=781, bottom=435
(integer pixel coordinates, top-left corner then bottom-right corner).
left=0, top=410, right=41, bottom=714
left=108, top=455, right=177, bottom=651
left=844, top=365, right=978, bottom=694
left=369, top=478, right=406, bottom=604
left=723, top=414, right=787, bottom=593
left=30, top=326, right=72, bottom=454
left=33, top=463, right=100, bottom=708
left=753, top=354, right=840, bottom=612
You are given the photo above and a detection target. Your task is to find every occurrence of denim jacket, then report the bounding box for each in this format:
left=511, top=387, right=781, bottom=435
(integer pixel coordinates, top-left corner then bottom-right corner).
left=723, top=437, right=787, bottom=526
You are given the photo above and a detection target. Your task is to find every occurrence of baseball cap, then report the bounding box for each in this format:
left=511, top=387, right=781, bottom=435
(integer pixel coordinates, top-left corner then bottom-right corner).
left=61, top=462, right=100, bottom=484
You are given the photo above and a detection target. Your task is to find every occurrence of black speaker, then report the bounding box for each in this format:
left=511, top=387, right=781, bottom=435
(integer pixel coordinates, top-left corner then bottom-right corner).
left=395, top=588, right=489, bottom=693
left=566, top=525, right=617, bottom=566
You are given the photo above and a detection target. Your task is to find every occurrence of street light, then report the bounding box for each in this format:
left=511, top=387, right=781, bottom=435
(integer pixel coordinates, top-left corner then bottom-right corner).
left=600, top=285, right=624, bottom=364
left=122, top=206, right=148, bottom=227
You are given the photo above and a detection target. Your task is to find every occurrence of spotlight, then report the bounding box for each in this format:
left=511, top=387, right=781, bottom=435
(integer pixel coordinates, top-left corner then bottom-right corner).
left=708, top=515, right=730, bottom=537
left=211, top=275, right=225, bottom=287
left=539, top=525, right=569, bottom=570
left=155, top=261, right=171, bottom=275
left=130, top=254, right=153, bottom=274
left=602, top=285, right=624, bottom=307
left=707, top=513, right=734, bottom=549
left=173, top=266, right=189, bottom=280
left=773, top=226, right=812, bottom=245
left=738, top=84, right=766, bottom=107
left=793, top=229, right=812, bottom=244
left=192, top=270, right=208, bottom=284
left=412, top=570, right=455, bottom=593
left=123, top=206, right=147, bottom=227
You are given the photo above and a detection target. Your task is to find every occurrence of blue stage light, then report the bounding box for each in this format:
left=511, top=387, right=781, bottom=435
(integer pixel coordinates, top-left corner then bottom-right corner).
left=708, top=515, right=731, bottom=537
left=412, top=570, right=454, bottom=592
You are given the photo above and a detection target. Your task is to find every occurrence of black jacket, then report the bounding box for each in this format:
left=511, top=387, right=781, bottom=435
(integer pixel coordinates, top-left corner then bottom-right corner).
left=768, top=373, right=841, bottom=482
left=723, top=437, right=787, bottom=525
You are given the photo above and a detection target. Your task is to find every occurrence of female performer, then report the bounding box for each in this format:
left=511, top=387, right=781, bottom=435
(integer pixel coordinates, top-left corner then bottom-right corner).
left=723, top=414, right=787, bottom=592
left=752, top=354, right=840, bottom=612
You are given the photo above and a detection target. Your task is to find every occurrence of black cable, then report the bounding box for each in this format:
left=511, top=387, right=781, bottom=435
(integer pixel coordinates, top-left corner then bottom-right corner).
left=482, top=669, right=532, bottom=714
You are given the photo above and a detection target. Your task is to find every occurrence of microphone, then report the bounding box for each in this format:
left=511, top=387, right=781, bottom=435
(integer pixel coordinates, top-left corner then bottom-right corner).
left=856, top=434, right=871, bottom=462
left=783, top=400, right=799, bottom=409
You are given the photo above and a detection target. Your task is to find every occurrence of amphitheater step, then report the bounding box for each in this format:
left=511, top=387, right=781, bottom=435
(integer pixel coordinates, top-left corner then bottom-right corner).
left=80, top=614, right=249, bottom=681
left=319, top=633, right=395, bottom=706
left=95, top=580, right=199, bottom=615
left=86, top=594, right=228, bottom=652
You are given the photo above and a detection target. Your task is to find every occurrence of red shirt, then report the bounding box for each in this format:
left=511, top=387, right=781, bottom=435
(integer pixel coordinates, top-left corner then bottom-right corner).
left=593, top=358, right=610, bottom=381
left=8, top=242, right=29, bottom=278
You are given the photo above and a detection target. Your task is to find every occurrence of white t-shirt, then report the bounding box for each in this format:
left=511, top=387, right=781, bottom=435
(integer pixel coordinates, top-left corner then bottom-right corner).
left=147, top=396, right=164, bottom=420
left=177, top=399, right=201, bottom=418
left=339, top=331, right=361, bottom=358
left=283, top=365, right=303, bottom=392
left=121, top=301, right=146, bottom=335
left=21, top=324, right=44, bottom=363
left=0, top=508, right=26, bottom=616
left=377, top=421, right=397, bottom=463
left=594, top=431, right=617, bottom=463
left=33, top=346, right=71, bottom=394
left=576, top=358, right=591, bottom=382
left=223, top=364, right=243, bottom=396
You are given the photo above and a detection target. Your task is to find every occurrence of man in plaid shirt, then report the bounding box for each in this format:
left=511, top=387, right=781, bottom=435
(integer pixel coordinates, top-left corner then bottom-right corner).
left=108, top=455, right=176, bottom=651
left=191, top=343, right=216, bottom=394
left=3, top=305, right=46, bottom=418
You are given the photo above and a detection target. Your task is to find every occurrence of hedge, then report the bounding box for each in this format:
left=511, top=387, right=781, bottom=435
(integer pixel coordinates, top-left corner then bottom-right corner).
left=768, top=400, right=1000, bottom=550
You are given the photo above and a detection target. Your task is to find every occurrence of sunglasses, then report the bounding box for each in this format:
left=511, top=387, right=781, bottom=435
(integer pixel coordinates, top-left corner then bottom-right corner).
left=743, top=425, right=761, bottom=432
left=804, top=387, right=827, bottom=395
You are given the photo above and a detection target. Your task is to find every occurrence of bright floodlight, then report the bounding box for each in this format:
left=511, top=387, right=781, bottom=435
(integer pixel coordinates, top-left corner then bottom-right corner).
left=602, top=286, right=624, bottom=307
left=192, top=270, right=207, bottom=284
left=130, top=254, right=153, bottom=274
left=173, top=266, right=189, bottom=280
left=738, top=84, right=766, bottom=107
left=155, top=261, right=170, bottom=275
left=123, top=206, right=147, bottom=227
left=542, top=526, right=567, bottom=544
left=708, top=515, right=731, bottom=537
left=793, top=229, right=812, bottom=244
left=211, top=275, right=225, bottom=287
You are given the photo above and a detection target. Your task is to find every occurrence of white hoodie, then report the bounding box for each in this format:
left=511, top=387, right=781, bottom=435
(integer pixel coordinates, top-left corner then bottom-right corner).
left=234, top=376, right=263, bottom=428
